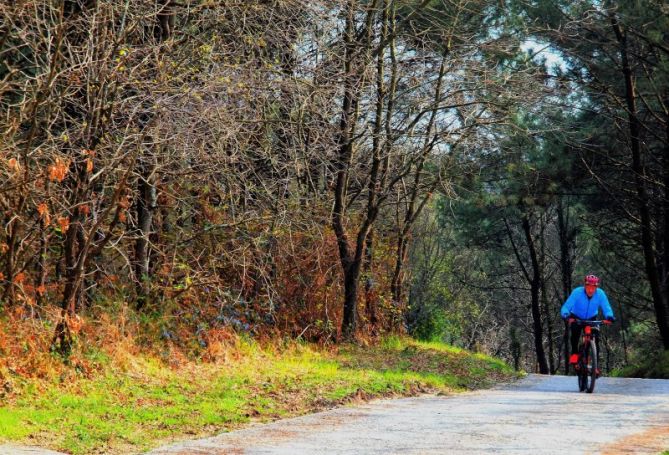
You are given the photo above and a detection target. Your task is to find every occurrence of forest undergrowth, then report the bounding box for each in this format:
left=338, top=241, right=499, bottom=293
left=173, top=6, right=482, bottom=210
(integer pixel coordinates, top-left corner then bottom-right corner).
left=0, top=307, right=519, bottom=455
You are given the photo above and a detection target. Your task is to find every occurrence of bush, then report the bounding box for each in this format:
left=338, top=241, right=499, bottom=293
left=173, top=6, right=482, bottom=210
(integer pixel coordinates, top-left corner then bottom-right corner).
left=405, top=303, right=448, bottom=342
left=612, top=349, right=669, bottom=379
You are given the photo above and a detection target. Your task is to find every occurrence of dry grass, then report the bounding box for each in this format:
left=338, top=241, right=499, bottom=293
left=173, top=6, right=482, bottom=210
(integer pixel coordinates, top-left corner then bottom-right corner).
left=0, top=310, right=520, bottom=454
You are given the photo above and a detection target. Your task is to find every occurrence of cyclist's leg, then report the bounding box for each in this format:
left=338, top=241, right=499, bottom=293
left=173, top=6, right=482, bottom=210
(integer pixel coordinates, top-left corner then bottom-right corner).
left=594, top=331, right=601, bottom=375
left=569, top=324, right=581, bottom=366
left=570, top=324, right=580, bottom=355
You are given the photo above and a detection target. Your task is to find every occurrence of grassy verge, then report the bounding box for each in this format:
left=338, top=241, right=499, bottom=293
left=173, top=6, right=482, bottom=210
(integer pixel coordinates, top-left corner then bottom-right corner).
left=0, top=336, right=520, bottom=454
left=611, top=349, right=669, bottom=379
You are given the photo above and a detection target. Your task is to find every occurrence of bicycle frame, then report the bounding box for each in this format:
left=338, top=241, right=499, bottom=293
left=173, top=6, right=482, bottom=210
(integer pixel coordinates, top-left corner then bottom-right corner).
left=569, top=318, right=608, bottom=393
left=581, top=323, right=598, bottom=346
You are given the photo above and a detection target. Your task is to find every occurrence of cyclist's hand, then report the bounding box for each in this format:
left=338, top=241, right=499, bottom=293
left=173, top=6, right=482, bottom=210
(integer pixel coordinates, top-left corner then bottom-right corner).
left=568, top=317, right=575, bottom=324
left=603, top=320, right=612, bottom=325
left=604, top=316, right=615, bottom=324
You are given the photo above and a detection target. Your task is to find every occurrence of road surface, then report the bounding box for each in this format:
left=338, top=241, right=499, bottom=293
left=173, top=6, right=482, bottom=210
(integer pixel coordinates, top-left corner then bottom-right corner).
left=149, top=374, right=669, bottom=454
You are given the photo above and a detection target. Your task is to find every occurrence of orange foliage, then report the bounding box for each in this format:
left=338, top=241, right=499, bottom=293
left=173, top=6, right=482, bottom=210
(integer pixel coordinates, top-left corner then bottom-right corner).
left=18, top=294, right=36, bottom=307
left=56, top=216, right=70, bottom=233
left=202, top=327, right=237, bottom=362
left=66, top=314, right=84, bottom=335
left=0, top=208, right=398, bottom=392
left=13, top=272, right=26, bottom=284
left=0, top=306, right=63, bottom=382
left=48, top=157, right=69, bottom=182
left=117, top=196, right=130, bottom=223
left=7, top=157, right=20, bottom=172
left=37, top=202, right=51, bottom=225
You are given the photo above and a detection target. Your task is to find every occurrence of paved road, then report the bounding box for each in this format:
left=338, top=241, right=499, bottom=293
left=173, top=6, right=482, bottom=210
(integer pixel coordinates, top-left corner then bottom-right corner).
left=0, top=446, right=65, bottom=455
left=149, top=374, right=669, bottom=455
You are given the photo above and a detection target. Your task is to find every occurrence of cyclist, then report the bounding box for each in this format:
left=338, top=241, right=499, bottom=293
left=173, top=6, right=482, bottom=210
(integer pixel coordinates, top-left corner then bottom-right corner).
left=560, top=274, right=615, bottom=371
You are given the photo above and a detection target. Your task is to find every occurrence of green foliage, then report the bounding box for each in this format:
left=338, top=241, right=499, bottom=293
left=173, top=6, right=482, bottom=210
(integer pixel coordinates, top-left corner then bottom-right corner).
left=611, top=350, right=669, bottom=379
left=406, top=206, right=497, bottom=351
left=395, top=0, right=504, bottom=51
left=406, top=302, right=449, bottom=342
left=0, top=337, right=517, bottom=454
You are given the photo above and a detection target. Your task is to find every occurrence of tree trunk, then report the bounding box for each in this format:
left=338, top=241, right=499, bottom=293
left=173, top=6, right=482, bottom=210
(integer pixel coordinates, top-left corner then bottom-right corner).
left=556, top=197, right=573, bottom=374
left=35, top=210, right=49, bottom=307
left=391, top=235, right=409, bottom=307
left=135, top=157, right=156, bottom=309
left=3, top=222, right=18, bottom=306
left=134, top=1, right=175, bottom=309
left=389, top=54, right=445, bottom=310
left=612, top=17, right=669, bottom=349
left=556, top=197, right=573, bottom=301
left=364, top=230, right=378, bottom=331
left=55, top=205, right=85, bottom=357
left=342, top=259, right=362, bottom=338
left=539, top=214, right=555, bottom=373
left=333, top=0, right=380, bottom=338
left=662, top=94, right=669, bottom=337
left=521, top=213, right=550, bottom=374
left=60, top=184, right=89, bottom=316
left=333, top=0, right=360, bottom=338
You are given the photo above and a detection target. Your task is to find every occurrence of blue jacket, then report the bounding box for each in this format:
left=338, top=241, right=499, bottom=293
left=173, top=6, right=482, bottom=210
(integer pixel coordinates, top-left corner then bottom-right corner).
left=560, top=287, right=614, bottom=320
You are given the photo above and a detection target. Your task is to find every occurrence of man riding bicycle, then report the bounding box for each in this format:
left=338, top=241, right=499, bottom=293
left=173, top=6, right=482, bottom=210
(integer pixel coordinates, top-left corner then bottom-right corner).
left=560, top=274, right=615, bottom=372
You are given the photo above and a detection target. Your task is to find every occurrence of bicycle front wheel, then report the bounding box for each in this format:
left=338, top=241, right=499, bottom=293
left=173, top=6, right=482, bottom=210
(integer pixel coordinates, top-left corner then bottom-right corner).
left=577, top=357, right=586, bottom=392
left=584, top=339, right=597, bottom=393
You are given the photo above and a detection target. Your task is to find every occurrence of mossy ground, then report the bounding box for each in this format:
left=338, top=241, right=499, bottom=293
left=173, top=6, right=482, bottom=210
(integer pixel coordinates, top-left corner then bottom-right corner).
left=0, top=336, right=520, bottom=454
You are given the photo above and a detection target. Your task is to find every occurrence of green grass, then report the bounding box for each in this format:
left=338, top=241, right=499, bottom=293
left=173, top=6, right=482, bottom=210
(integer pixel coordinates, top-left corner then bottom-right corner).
left=0, top=337, right=520, bottom=454
left=611, top=349, right=669, bottom=379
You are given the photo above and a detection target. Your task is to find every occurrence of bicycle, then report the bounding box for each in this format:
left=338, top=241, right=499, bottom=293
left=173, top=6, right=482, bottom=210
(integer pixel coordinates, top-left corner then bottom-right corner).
left=568, top=318, right=611, bottom=393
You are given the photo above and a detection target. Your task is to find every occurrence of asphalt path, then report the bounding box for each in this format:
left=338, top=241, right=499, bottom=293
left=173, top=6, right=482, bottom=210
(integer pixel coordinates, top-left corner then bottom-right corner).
left=148, top=374, right=669, bottom=455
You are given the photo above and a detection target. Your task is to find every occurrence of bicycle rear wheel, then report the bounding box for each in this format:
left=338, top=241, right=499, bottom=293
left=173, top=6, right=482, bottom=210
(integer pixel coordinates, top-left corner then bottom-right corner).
left=584, top=339, right=597, bottom=393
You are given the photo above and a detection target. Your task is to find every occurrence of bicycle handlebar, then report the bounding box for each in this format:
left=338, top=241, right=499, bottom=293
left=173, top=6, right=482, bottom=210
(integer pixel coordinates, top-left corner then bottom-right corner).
left=567, top=318, right=610, bottom=326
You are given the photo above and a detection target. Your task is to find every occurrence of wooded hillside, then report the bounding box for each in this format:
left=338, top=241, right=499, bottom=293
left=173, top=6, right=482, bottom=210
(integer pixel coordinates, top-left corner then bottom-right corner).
left=1, top=0, right=668, bottom=374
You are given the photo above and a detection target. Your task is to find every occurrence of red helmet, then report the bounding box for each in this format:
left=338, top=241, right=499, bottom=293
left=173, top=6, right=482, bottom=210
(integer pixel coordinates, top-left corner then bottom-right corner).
left=584, top=274, right=600, bottom=286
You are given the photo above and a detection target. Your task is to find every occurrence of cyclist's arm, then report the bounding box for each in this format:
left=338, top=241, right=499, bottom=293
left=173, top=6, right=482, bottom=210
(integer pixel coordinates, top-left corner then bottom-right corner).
left=561, top=289, right=578, bottom=319
left=598, top=289, right=614, bottom=319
